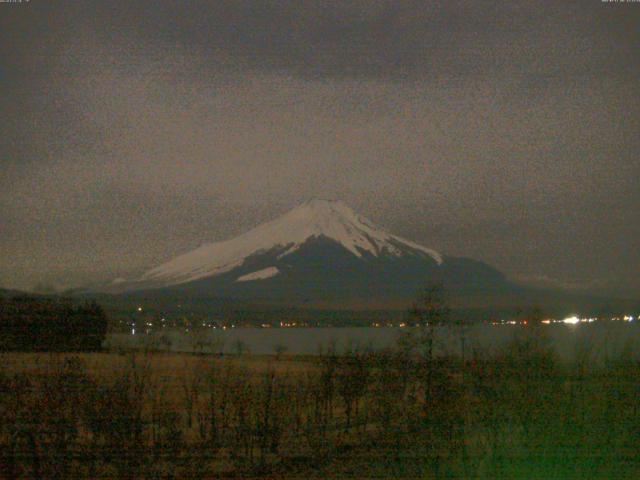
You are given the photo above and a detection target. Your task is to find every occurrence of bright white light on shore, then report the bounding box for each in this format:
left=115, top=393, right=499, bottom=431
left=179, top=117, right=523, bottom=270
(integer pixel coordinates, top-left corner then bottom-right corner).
left=137, top=306, right=143, bottom=312
left=563, top=315, right=580, bottom=325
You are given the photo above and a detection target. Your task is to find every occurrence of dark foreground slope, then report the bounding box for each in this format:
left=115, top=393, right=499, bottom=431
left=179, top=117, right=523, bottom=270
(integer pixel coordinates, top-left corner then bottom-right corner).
left=132, top=236, right=509, bottom=307
left=97, top=236, right=637, bottom=320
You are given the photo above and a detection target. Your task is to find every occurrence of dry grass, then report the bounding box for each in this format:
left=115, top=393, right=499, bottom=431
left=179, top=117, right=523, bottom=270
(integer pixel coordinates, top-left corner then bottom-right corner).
left=0, top=351, right=314, bottom=404
left=0, top=351, right=312, bottom=374
left=0, top=332, right=638, bottom=479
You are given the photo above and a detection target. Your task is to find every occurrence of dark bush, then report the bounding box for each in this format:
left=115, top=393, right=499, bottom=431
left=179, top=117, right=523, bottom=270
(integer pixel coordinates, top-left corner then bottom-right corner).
left=0, top=297, right=108, bottom=352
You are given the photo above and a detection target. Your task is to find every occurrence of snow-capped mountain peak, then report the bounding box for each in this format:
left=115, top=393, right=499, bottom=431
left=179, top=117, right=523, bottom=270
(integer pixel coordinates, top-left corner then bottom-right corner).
left=137, top=199, right=442, bottom=287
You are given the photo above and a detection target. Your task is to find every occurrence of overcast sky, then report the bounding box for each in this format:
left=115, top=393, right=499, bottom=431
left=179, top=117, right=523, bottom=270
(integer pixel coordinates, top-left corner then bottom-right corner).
left=1, top=0, right=639, bottom=296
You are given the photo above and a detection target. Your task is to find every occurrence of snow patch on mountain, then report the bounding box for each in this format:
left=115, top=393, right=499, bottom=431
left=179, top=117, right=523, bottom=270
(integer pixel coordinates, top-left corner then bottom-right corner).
left=236, top=267, right=280, bottom=282
left=138, top=199, right=442, bottom=286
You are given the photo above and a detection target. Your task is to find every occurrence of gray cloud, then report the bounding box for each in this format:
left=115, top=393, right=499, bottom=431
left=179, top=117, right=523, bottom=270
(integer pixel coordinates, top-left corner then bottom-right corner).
left=1, top=0, right=639, bottom=296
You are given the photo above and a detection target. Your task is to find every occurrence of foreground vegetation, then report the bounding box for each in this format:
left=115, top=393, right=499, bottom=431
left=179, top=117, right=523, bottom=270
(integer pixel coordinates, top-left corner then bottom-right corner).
left=0, top=297, right=107, bottom=352
left=0, top=323, right=639, bottom=479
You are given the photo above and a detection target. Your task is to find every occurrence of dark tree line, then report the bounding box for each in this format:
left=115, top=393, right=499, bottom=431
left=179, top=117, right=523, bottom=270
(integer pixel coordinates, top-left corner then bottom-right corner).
left=0, top=296, right=108, bottom=351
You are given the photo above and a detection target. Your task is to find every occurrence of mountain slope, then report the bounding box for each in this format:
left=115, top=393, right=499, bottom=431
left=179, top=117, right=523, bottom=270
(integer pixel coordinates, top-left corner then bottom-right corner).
left=138, top=199, right=442, bottom=288
left=108, top=199, right=510, bottom=307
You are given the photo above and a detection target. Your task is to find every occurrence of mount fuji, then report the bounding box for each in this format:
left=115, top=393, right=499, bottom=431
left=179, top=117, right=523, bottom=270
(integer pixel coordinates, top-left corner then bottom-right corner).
left=107, top=199, right=510, bottom=308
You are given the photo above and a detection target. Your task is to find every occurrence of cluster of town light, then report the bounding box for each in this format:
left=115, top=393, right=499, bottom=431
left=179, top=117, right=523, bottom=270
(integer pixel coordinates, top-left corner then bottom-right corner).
left=279, top=321, right=298, bottom=328
left=492, top=315, right=636, bottom=326
left=557, top=315, right=635, bottom=325
left=128, top=305, right=637, bottom=335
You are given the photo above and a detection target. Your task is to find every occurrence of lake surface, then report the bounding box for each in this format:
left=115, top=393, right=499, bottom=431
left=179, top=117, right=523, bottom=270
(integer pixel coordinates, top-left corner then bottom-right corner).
left=106, top=322, right=640, bottom=364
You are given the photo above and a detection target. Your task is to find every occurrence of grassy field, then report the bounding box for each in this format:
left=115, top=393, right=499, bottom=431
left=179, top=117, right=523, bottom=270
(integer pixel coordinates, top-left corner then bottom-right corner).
left=1, top=327, right=639, bottom=479
left=1, top=351, right=313, bottom=382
